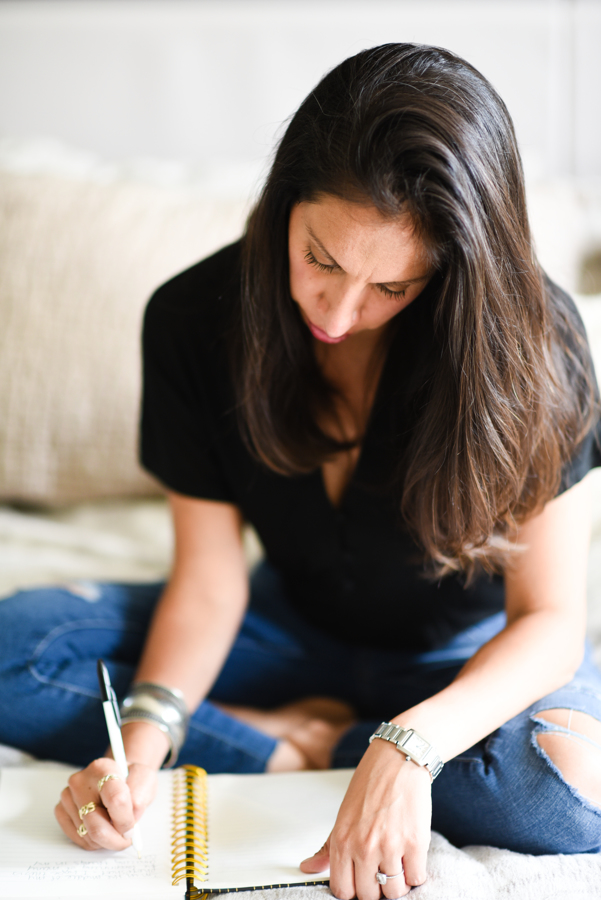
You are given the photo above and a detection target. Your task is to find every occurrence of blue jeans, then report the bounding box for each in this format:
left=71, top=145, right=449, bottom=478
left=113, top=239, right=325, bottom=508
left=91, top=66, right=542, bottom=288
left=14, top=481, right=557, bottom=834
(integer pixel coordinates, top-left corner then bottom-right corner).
left=1, top=561, right=601, bottom=855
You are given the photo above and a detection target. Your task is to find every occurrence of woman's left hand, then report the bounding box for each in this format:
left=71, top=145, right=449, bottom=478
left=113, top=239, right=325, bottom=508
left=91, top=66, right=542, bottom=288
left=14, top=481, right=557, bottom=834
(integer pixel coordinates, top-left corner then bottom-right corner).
left=300, top=739, right=432, bottom=899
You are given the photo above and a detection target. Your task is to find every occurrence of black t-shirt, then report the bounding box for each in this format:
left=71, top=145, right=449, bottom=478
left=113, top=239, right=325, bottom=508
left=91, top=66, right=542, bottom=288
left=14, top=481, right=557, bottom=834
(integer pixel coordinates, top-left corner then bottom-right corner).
left=140, top=241, right=601, bottom=651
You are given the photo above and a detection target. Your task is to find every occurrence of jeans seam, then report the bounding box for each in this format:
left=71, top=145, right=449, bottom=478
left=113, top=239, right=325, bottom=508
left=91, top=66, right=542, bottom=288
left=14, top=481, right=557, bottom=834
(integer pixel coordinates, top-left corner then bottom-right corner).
left=27, top=666, right=101, bottom=699
left=29, top=618, right=145, bottom=663
left=28, top=619, right=146, bottom=698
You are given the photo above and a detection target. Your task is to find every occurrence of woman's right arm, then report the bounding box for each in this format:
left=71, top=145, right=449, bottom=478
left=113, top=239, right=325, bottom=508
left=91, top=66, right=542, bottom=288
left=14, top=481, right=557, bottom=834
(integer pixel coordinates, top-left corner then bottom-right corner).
left=124, top=490, right=249, bottom=766
left=55, top=490, right=249, bottom=850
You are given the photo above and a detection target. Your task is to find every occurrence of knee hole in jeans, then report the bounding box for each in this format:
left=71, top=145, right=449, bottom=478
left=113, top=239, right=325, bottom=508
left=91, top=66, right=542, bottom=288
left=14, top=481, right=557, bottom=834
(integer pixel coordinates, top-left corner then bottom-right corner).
left=535, top=708, right=601, bottom=808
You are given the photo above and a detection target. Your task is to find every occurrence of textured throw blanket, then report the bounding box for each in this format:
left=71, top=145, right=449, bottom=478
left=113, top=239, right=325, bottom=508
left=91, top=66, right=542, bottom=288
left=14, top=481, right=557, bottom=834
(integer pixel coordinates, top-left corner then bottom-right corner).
left=229, top=840, right=601, bottom=900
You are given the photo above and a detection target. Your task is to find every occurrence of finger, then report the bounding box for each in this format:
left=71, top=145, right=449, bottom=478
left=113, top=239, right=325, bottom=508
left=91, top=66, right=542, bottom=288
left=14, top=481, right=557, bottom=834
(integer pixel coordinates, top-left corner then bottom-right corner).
left=353, top=857, right=384, bottom=900
left=67, top=765, right=133, bottom=851
left=124, top=763, right=158, bottom=823
left=379, top=862, right=411, bottom=899
left=67, top=758, right=122, bottom=813
left=96, top=773, right=137, bottom=837
left=399, top=841, right=428, bottom=889
left=60, top=784, right=131, bottom=851
left=59, top=785, right=97, bottom=839
left=76, top=803, right=132, bottom=851
left=300, top=838, right=330, bottom=874
left=54, top=800, right=102, bottom=851
left=328, top=835, right=357, bottom=900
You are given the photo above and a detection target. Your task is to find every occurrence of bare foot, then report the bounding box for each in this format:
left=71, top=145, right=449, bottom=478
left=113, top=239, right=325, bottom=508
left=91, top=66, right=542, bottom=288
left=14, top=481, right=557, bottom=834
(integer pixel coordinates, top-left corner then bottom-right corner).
left=214, top=697, right=357, bottom=773
left=286, top=717, right=355, bottom=770
left=267, top=740, right=310, bottom=772
left=216, top=697, right=355, bottom=740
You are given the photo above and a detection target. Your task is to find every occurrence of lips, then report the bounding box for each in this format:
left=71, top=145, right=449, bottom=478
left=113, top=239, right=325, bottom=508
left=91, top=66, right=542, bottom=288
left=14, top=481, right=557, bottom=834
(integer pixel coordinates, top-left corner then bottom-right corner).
left=306, top=319, right=349, bottom=344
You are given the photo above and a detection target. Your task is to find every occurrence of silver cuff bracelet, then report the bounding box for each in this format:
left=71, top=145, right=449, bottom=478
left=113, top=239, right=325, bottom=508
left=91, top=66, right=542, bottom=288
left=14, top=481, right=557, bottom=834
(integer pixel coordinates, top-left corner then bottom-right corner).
left=120, top=682, right=190, bottom=768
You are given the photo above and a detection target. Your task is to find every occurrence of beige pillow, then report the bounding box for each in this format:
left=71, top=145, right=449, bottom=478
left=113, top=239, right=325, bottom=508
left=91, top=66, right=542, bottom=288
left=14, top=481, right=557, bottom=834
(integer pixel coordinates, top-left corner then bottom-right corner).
left=0, top=171, right=248, bottom=504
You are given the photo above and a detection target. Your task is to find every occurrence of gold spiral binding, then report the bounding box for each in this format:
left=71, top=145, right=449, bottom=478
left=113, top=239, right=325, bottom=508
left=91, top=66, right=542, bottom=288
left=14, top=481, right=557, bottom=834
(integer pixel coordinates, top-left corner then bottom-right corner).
left=171, top=765, right=209, bottom=891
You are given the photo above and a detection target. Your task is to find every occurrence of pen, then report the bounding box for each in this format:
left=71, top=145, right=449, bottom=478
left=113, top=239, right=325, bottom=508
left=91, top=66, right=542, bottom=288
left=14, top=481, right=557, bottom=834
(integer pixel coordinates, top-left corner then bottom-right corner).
left=97, top=659, right=144, bottom=858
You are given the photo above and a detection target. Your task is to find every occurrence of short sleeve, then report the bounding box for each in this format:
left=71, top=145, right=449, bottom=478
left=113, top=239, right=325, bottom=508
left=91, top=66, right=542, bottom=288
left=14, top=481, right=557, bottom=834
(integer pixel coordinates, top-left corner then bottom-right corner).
left=558, top=417, right=601, bottom=494
left=552, top=282, right=601, bottom=495
left=139, top=278, right=234, bottom=503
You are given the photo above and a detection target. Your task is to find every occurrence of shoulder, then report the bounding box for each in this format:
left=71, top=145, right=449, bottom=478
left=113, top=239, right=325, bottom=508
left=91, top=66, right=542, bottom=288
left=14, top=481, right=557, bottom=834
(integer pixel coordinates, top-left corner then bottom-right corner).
left=545, top=275, right=593, bottom=368
left=544, top=275, right=601, bottom=491
left=141, top=240, right=243, bottom=404
left=543, top=274, right=598, bottom=405
left=139, top=242, right=243, bottom=500
left=144, top=240, right=242, bottom=339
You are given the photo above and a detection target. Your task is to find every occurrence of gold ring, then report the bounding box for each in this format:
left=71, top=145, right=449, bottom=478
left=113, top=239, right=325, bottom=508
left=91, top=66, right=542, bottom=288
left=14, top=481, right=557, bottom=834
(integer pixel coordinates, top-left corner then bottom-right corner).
left=78, top=801, right=96, bottom=820
left=77, top=823, right=88, bottom=837
left=97, top=773, right=121, bottom=793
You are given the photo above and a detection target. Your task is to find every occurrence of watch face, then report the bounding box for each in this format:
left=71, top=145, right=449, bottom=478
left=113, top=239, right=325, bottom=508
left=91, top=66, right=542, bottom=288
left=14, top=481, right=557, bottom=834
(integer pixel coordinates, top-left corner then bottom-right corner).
left=402, top=731, right=429, bottom=762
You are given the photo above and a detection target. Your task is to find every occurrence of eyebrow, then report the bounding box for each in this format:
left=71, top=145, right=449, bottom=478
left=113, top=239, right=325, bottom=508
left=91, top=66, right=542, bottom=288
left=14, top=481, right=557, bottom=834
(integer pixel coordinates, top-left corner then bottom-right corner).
left=306, top=225, right=429, bottom=287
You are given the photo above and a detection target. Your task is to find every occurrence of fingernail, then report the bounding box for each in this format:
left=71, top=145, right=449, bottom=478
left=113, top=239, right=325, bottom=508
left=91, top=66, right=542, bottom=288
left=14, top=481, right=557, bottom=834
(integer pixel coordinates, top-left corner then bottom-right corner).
left=124, top=829, right=134, bottom=840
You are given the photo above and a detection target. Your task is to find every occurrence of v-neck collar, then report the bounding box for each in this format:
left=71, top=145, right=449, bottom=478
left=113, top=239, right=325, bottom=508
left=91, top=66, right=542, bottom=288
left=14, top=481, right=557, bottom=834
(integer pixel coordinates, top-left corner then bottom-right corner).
left=316, top=335, right=400, bottom=512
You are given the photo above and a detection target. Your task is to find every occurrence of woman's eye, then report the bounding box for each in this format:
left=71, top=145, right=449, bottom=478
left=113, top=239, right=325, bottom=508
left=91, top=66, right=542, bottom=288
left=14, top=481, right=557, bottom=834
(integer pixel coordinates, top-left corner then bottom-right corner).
left=377, top=284, right=407, bottom=299
left=304, top=248, right=407, bottom=299
left=304, top=248, right=336, bottom=273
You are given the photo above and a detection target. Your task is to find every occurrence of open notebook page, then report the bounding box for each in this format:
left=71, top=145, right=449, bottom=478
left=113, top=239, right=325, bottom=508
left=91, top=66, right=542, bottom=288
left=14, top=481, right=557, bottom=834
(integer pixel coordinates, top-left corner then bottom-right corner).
left=0, top=764, right=354, bottom=898
left=204, top=768, right=354, bottom=891
left=0, top=764, right=180, bottom=899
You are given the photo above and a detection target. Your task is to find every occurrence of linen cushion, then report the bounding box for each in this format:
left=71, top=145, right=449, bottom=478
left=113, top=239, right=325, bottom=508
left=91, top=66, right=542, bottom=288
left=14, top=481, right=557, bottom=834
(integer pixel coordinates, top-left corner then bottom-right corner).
left=0, top=171, right=247, bottom=503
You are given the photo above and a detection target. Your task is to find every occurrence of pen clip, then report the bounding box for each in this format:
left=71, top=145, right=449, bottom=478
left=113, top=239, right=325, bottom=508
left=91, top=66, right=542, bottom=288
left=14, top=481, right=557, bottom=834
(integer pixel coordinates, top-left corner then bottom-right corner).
left=97, top=658, right=122, bottom=727
left=109, top=684, right=122, bottom=728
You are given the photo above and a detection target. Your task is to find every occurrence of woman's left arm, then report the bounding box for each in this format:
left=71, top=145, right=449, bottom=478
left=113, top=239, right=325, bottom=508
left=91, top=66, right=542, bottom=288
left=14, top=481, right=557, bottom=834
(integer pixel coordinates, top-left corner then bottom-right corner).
left=301, top=476, right=592, bottom=899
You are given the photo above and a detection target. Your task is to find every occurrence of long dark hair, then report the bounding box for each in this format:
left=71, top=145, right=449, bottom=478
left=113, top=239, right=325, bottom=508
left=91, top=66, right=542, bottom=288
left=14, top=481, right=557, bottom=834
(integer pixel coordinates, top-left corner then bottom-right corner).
left=236, top=43, right=598, bottom=579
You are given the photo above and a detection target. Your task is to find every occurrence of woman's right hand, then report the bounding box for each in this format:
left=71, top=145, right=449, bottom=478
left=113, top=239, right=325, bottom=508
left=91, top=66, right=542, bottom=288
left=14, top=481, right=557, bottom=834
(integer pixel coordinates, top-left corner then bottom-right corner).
left=54, top=757, right=158, bottom=851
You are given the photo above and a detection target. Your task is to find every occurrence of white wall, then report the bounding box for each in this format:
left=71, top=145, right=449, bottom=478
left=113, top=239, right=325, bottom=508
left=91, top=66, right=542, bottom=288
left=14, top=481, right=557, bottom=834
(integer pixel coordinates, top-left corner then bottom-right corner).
left=0, top=0, right=599, bottom=179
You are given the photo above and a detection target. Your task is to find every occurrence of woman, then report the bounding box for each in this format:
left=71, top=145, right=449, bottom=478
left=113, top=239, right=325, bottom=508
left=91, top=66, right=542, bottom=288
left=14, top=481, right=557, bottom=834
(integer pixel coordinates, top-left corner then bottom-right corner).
left=1, top=43, right=601, bottom=897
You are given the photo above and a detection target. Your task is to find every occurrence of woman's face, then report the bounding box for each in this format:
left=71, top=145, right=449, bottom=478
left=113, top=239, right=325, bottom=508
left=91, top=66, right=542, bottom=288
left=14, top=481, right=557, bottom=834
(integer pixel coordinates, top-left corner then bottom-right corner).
left=288, top=195, right=432, bottom=345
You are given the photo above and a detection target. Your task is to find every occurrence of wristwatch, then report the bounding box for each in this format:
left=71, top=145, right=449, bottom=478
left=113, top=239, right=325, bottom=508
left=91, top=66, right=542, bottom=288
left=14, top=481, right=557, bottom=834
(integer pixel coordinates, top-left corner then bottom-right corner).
left=369, top=722, right=444, bottom=781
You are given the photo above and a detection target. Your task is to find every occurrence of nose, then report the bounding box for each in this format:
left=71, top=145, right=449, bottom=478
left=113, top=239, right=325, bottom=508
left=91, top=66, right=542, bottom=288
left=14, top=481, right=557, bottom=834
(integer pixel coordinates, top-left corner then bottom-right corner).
left=317, top=282, right=361, bottom=337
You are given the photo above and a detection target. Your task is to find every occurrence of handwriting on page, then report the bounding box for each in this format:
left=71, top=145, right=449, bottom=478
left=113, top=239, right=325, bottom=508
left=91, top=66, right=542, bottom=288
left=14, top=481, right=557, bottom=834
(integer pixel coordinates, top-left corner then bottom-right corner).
left=23, top=855, right=157, bottom=882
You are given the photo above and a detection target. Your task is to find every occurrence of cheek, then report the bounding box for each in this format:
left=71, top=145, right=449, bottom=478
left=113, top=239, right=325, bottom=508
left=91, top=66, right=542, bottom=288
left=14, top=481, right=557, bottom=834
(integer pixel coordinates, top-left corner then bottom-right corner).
left=289, top=260, right=319, bottom=309
left=366, top=298, right=403, bottom=327
left=288, top=254, right=304, bottom=296
left=366, top=290, right=419, bottom=327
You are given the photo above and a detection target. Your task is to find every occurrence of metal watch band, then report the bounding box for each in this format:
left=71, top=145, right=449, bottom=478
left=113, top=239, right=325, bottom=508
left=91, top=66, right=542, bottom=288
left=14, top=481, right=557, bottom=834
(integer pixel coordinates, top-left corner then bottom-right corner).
left=369, top=721, right=444, bottom=781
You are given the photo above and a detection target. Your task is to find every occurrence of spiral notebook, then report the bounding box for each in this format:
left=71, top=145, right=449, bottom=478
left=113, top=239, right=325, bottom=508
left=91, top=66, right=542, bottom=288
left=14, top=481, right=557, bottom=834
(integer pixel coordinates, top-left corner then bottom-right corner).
left=0, top=763, right=354, bottom=899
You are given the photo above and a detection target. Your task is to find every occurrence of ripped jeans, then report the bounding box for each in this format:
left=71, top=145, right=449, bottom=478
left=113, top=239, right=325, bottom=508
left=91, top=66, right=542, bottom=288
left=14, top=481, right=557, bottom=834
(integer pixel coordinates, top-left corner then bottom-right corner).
left=1, top=561, right=601, bottom=855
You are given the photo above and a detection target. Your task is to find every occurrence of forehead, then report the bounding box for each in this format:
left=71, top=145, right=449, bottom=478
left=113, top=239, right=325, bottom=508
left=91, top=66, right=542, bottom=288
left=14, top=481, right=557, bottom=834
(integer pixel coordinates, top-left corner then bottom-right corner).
left=296, top=195, right=430, bottom=281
